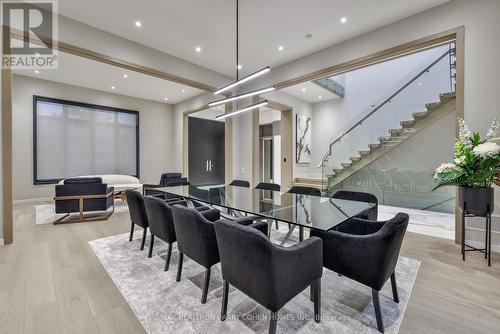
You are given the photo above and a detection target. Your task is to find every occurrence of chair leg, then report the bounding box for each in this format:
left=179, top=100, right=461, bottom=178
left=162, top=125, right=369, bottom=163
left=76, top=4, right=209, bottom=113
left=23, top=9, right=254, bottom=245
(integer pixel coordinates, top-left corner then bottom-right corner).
left=269, top=311, right=278, bottom=334
left=221, top=280, right=229, bottom=321
left=164, top=243, right=172, bottom=271
left=129, top=221, right=134, bottom=241
left=372, top=289, right=384, bottom=333
left=176, top=252, right=184, bottom=282
left=148, top=234, right=155, bottom=258
left=390, top=272, right=399, bottom=303
left=313, top=279, right=321, bottom=323
left=140, top=227, right=148, bottom=251
left=309, top=284, right=315, bottom=302
left=275, top=220, right=279, bottom=230
left=201, top=267, right=211, bottom=304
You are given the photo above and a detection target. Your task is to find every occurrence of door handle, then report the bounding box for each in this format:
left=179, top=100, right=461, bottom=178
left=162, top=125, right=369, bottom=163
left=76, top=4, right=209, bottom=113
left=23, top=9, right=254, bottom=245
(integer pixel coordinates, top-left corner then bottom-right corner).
left=206, top=160, right=209, bottom=171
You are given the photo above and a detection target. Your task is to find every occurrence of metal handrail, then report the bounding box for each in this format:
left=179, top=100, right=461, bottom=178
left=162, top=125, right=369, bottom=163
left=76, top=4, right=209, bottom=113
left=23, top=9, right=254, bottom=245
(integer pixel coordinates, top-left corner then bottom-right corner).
left=319, top=48, right=455, bottom=167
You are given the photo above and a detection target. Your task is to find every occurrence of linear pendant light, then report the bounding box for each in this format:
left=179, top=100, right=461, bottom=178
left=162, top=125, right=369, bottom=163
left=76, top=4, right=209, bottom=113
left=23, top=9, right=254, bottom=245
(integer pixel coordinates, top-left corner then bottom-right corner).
left=216, top=101, right=268, bottom=120
left=209, top=0, right=273, bottom=119
left=209, top=86, right=275, bottom=107
left=213, top=66, right=271, bottom=95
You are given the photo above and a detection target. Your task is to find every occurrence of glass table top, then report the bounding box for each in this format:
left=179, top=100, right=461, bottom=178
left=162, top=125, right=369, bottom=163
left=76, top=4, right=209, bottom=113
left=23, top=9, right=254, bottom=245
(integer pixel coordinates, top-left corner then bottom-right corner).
left=153, top=185, right=375, bottom=232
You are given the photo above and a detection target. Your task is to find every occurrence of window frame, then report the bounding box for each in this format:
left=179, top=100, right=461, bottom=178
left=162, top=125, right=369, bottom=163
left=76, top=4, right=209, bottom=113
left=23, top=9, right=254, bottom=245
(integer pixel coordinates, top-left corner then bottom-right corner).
left=33, top=95, right=140, bottom=185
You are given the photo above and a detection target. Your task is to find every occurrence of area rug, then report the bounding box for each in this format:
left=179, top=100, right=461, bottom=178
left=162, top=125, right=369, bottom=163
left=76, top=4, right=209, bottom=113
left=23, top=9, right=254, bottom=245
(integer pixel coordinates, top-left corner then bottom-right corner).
left=89, top=227, right=421, bottom=334
left=35, top=200, right=129, bottom=225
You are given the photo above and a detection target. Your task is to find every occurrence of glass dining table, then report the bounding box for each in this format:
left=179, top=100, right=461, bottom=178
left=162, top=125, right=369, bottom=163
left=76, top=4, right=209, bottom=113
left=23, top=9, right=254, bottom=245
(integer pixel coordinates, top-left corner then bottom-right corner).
left=153, top=184, right=375, bottom=244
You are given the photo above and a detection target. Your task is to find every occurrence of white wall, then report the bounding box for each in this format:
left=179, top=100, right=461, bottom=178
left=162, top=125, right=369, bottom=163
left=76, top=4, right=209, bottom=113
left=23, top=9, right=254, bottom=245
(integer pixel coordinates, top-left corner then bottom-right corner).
left=12, top=75, right=175, bottom=201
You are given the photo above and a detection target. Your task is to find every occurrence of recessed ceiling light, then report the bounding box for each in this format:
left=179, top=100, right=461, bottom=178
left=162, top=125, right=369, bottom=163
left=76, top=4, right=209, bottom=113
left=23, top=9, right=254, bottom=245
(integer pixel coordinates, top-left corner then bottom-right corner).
left=123, top=74, right=128, bottom=78
left=318, top=95, right=322, bottom=99
left=340, top=17, right=347, bottom=23
left=278, top=45, right=284, bottom=51
left=135, top=21, right=142, bottom=27
left=195, top=46, right=201, bottom=53
left=181, top=89, right=186, bottom=93
left=237, top=64, right=242, bottom=70
left=164, top=97, right=169, bottom=101
left=34, top=70, right=39, bottom=74
left=418, top=82, right=422, bottom=86
left=301, top=88, right=307, bottom=92
left=111, top=86, right=116, bottom=90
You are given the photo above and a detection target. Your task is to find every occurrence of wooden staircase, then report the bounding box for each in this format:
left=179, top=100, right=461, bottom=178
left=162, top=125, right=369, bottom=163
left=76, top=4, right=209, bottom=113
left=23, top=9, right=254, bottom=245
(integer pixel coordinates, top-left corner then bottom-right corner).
left=326, top=92, right=456, bottom=189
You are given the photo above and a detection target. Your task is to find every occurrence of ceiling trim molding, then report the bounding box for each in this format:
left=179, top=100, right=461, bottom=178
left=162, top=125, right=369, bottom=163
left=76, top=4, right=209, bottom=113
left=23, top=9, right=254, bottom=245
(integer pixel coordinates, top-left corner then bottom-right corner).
left=8, top=28, right=231, bottom=96
left=275, top=27, right=462, bottom=90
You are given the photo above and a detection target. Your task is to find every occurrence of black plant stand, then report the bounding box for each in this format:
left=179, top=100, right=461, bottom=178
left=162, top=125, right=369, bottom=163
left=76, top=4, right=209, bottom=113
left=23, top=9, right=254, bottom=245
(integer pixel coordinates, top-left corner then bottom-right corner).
left=461, top=202, right=492, bottom=266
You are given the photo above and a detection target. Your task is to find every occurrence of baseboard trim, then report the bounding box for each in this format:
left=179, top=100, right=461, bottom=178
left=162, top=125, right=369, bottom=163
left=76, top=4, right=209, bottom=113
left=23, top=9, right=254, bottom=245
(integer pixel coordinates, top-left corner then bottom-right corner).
left=13, top=197, right=52, bottom=204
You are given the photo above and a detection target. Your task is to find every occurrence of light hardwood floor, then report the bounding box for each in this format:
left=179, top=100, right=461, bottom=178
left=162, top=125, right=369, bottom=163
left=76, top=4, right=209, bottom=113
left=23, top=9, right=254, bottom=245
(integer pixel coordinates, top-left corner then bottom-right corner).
left=0, top=202, right=499, bottom=334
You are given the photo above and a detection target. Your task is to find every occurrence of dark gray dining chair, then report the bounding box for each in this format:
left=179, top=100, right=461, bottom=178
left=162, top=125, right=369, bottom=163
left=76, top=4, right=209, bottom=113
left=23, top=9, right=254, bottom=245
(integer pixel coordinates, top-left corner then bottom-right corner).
left=255, top=182, right=281, bottom=230
left=171, top=205, right=267, bottom=304
left=143, top=196, right=187, bottom=270
left=310, top=213, right=409, bottom=333
left=255, top=182, right=281, bottom=192
left=332, top=190, right=378, bottom=221
left=125, top=190, right=149, bottom=250
left=229, top=179, right=250, bottom=188
left=215, top=220, right=323, bottom=334
left=288, top=185, right=322, bottom=197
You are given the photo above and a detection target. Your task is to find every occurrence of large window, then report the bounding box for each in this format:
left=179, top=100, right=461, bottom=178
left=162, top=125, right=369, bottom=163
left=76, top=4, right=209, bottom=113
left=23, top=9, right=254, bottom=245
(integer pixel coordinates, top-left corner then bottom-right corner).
left=34, top=96, right=139, bottom=184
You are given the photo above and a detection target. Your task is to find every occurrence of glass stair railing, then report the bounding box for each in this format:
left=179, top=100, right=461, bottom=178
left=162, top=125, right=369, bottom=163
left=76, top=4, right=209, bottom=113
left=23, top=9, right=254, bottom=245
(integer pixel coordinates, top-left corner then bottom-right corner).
left=320, top=45, right=457, bottom=212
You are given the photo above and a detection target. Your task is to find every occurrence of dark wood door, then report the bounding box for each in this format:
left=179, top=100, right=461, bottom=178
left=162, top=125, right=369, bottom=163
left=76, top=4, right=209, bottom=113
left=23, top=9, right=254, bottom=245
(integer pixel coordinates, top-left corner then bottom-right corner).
left=188, top=117, right=225, bottom=186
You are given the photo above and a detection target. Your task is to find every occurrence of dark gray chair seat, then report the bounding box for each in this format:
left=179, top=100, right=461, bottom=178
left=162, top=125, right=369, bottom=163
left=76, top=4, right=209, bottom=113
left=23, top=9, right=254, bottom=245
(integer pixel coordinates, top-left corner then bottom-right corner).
left=310, top=213, right=408, bottom=333
left=215, top=220, right=323, bottom=334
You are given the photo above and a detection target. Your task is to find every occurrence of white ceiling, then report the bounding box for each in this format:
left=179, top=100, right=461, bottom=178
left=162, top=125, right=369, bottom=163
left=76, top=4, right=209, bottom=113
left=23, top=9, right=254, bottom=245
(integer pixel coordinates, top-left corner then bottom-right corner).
left=281, top=81, right=339, bottom=103
left=13, top=51, right=204, bottom=104
left=58, top=0, right=449, bottom=77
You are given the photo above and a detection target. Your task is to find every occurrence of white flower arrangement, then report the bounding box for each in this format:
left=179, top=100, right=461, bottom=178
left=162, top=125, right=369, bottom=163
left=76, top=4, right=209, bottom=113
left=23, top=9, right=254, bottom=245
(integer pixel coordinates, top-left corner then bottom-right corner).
left=434, top=118, right=500, bottom=188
